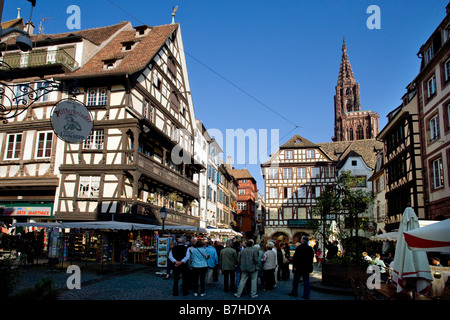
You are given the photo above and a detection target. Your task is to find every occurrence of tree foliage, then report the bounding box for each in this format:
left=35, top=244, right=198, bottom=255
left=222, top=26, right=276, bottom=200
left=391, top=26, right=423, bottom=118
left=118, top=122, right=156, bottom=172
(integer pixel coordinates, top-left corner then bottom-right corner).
left=312, top=170, right=376, bottom=264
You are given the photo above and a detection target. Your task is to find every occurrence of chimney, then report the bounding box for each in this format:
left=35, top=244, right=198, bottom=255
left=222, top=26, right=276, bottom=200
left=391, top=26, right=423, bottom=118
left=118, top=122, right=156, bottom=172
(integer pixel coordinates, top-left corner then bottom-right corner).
left=226, top=156, right=233, bottom=169
left=25, top=21, right=34, bottom=35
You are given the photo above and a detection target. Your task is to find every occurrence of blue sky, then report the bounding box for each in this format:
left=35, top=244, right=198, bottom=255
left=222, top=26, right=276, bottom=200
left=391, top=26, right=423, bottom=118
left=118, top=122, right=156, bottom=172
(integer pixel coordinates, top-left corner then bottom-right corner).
left=3, top=0, right=449, bottom=193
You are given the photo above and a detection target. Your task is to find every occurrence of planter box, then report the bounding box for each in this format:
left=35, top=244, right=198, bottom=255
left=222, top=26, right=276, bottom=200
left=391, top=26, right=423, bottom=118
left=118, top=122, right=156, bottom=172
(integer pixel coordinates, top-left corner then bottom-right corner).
left=322, top=262, right=368, bottom=288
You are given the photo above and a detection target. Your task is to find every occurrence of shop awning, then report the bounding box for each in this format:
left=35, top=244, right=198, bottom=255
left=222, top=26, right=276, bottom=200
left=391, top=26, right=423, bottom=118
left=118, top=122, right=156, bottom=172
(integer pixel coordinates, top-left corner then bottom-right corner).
left=13, top=222, right=63, bottom=228
left=371, top=220, right=440, bottom=242
left=60, top=221, right=158, bottom=230
left=13, top=221, right=207, bottom=232
left=13, top=221, right=158, bottom=230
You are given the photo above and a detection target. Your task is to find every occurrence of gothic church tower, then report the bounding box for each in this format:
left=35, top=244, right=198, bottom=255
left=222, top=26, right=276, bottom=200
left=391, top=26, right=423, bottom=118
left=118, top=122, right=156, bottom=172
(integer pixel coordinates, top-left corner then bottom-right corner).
left=332, top=39, right=379, bottom=142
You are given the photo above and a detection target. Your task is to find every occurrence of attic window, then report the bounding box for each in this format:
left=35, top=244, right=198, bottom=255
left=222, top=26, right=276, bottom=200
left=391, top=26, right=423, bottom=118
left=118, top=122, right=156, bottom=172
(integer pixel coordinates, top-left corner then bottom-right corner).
left=294, top=139, right=301, bottom=144
left=122, top=41, right=137, bottom=51
left=103, top=59, right=120, bottom=69
left=134, top=25, right=151, bottom=37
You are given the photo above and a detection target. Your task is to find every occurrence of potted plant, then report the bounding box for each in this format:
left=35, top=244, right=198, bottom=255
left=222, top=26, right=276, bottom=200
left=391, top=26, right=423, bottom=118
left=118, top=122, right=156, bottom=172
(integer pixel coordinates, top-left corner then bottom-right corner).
left=147, top=195, right=156, bottom=204
left=312, top=170, right=376, bottom=287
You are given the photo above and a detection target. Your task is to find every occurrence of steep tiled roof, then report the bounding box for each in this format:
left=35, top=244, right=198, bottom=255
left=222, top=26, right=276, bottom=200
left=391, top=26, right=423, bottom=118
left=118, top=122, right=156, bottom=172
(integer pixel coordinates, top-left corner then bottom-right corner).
left=35, top=21, right=130, bottom=45
left=280, top=134, right=317, bottom=149
left=318, top=139, right=383, bottom=169
left=64, top=23, right=178, bottom=78
left=230, top=168, right=256, bottom=181
left=1, top=18, right=25, bottom=29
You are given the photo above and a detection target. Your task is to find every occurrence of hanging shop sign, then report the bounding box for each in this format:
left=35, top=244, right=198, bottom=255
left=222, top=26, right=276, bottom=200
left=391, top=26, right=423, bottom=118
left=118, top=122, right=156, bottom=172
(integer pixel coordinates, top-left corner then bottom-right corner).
left=51, top=99, right=93, bottom=144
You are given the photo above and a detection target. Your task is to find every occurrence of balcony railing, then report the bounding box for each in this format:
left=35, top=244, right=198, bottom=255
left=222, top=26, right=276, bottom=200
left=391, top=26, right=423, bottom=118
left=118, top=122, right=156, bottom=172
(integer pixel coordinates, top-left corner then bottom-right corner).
left=1, top=49, right=79, bottom=72
left=137, top=153, right=199, bottom=199
left=100, top=200, right=200, bottom=227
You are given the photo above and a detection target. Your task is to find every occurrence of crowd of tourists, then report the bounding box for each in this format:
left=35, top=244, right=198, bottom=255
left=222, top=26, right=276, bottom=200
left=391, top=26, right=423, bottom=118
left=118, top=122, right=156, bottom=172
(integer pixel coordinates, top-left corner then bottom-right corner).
left=165, top=235, right=315, bottom=299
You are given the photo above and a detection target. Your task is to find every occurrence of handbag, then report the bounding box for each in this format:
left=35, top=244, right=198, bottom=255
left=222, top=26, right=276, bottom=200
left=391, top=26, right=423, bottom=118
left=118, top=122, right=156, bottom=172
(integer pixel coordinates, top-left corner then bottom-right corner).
left=197, top=248, right=210, bottom=260
left=187, top=247, right=193, bottom=270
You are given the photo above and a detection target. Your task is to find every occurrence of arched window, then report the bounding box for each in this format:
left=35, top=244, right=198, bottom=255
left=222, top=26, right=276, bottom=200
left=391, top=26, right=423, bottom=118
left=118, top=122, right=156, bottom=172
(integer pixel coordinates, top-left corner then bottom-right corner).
left=347, top=100, right=353, bottom=112
left=366, top=126, right=371, bottom=139
left=357, top=125, right=364, bottom=140
left=349, top=128, right=354, bottom=140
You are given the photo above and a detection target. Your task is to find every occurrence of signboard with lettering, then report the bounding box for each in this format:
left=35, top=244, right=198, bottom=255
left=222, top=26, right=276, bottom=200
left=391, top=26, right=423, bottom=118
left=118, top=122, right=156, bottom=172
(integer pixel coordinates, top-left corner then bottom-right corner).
left=51, top=99, right=93, bottom=144
left=1, top=205, right=53, bottom=217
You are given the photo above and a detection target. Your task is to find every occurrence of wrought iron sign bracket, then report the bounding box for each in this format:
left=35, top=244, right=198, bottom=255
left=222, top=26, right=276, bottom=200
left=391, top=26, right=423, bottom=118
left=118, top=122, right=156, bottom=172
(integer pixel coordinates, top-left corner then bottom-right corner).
left=0, top=60, right=80, bottom=124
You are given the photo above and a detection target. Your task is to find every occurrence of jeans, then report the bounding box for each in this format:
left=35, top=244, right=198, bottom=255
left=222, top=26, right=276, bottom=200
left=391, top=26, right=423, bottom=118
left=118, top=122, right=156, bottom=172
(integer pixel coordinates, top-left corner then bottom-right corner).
left=192, top=267, right=208, bottom=294
left=223, top=269, right=236, bottom=292
left=237, top=270, right=258, bottom=297
left=291, top=272, right=310, bottom=298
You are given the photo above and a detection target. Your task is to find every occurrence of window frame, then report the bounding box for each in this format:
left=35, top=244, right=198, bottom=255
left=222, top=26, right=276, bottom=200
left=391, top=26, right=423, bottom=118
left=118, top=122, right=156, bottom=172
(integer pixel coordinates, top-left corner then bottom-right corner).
left=5, top=133, right=22, bottom=160
left=86, top=87, right=108, bottom=107
left=297, top=167, right=306, bottom=179
left=430, top=157, right=444, bottom=190
left=297, top=186, right=307, bottom=198
left=268, top=168, right=278, bottom=179
left=285, top=150, right=293, bottom=160
left=284, top=187, right=293, bottom=199
left=269, top=187, right=278, bottom=199
left=444, top=57, right=450, bottom=83
left=311, top=167, right=321, bottom=178
left=283, top=207, right=293, bottom=220
left=78, top=176, right=101, bottom=198
left=426, top=75, right=436, bottom=99
left=429, top=114, right=440, bottom=142
left=425, top=45, right=433, bottom=64
left=306, top=149, right=315, bottom=159
left=283, top=167, right=292, bottom=179
left=82, top=129, right=105, bottom=150
left=35, top=131, right=54, bottom=159
left=35, top=81, right=51, bottom=102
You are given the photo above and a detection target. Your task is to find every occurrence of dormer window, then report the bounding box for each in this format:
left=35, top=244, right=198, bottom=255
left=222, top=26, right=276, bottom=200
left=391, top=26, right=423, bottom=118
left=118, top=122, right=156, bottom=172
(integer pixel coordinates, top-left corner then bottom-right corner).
left=444, top=24, right=450, bottom=43
left=121, top=41, right=137, bottom=51
left=425, top=45, right=433, bottom=64
left=103, top=59, right=120, bottom=69
left=134, top=25, right=151, bottom=37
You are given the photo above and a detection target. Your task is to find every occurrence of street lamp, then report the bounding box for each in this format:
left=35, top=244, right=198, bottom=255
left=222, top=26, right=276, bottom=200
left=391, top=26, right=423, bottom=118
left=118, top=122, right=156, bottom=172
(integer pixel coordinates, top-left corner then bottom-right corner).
left=160, top=206, right=167, bottom=235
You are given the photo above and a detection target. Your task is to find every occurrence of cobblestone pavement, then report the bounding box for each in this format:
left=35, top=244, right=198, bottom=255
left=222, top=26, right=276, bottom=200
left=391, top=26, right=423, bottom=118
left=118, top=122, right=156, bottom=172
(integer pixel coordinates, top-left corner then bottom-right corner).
left=13, top=261, right=354, bottom=300
left=59, top=268, right=353, bottom=300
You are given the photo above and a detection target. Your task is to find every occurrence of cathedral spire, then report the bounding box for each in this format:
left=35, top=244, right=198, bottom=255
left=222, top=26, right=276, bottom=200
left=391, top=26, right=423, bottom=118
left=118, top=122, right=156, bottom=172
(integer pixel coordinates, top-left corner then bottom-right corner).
left=333, top=40, right=379, bottom=142
left=338, top=37, right=355, bottom=84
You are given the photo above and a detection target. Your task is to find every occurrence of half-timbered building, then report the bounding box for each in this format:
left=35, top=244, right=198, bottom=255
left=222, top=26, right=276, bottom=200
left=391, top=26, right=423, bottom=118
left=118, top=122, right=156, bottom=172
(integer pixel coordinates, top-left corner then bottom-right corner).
left=0, top=20, right=203, bottom=228
left=373, top=83, right=425, bottom=232
left=261, top=135, right=336, bottom=243
left=230, top=168, right=257, bottom=238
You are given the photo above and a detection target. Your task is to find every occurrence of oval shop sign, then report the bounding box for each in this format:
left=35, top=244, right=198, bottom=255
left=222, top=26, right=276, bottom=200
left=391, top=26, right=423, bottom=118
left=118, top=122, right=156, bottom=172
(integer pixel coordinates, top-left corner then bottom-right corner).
left=51, top=99, right=93, bottom=144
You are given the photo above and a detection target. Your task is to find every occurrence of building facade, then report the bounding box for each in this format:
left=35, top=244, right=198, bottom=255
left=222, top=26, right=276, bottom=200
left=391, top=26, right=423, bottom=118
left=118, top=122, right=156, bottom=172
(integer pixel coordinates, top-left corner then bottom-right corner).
left=206, top=139, right=222, bottom=228
left=261, top=135, right=336, bottom=244
left=415, top=4, right=450, bottom=220
left=230, top=168, right=257, bottom=238
left=0, top=20, right=204, bottom=228
left=374, top=83, right=425, bottom=232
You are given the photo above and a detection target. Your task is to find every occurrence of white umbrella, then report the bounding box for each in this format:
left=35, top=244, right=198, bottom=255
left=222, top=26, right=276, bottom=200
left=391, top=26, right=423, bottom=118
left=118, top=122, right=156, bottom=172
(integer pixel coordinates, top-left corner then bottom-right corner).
left=403, top=219, right=450, bottom=252
left=391, top=207, right=433, bottom=294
